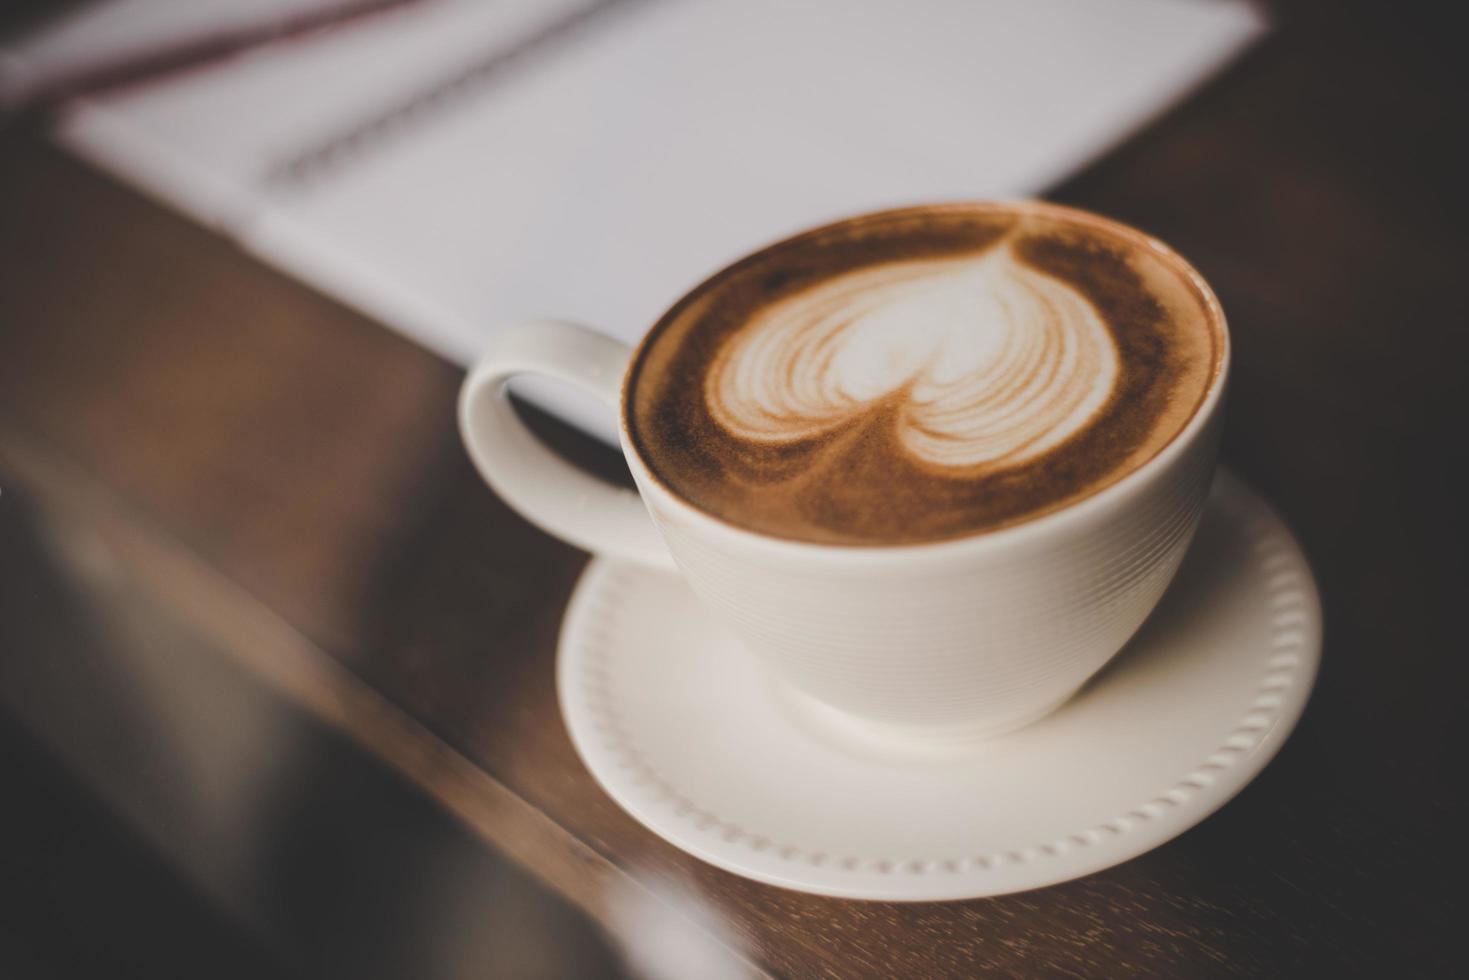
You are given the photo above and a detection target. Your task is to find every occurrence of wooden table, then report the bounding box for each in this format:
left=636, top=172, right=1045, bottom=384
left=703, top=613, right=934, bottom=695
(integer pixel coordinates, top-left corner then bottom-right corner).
left=2, top=4, right=1464, bottom=975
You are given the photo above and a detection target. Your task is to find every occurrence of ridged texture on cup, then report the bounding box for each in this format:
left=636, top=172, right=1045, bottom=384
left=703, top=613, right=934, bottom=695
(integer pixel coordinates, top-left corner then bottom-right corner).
left=632, top=409, right=1221, bottom=735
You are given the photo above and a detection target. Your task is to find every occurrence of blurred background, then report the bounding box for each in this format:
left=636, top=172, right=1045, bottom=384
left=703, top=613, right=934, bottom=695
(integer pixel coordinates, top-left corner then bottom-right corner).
left=1, top=1, right=1463, bottom=977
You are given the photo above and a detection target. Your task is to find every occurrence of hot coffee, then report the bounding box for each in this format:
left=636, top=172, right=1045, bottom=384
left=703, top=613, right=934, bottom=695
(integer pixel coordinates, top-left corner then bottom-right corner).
left=625, top=202, right=1222, bottom=546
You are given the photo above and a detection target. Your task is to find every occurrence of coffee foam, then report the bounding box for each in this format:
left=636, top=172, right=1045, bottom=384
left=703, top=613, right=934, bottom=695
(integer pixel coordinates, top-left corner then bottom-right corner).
left=705, top=244, right=1119, bottom=472
left=626, top=204, right=1222, bottom=546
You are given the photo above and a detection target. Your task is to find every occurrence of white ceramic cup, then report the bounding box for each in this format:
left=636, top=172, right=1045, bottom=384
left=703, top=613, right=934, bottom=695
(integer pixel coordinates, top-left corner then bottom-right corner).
left=460, top=214, right=1229, bottom=740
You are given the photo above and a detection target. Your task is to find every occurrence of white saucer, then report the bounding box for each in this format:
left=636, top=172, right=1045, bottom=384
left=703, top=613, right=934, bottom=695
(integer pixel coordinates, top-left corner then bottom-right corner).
left=557, top=473, right=1321, bottom=901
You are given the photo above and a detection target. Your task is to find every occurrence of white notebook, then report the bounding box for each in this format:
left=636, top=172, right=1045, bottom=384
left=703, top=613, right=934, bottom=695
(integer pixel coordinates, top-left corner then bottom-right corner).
left=54, top=0, right=1265, bottom=442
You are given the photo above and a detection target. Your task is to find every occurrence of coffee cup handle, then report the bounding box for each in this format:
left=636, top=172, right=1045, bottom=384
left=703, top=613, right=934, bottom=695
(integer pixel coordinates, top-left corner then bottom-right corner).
left=458, top=319, right=676, bottom=571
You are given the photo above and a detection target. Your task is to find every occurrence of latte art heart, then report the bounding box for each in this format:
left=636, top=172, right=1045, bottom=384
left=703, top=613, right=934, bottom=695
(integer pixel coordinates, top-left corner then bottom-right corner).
left=705, top=244, right=1120, bottom=470
left=627, top=204, right=1221, bottom=545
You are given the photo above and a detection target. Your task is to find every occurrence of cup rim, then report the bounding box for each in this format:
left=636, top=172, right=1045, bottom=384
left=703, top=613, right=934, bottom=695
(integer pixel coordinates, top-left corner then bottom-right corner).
left=619, top=200, right=1230, bottom=564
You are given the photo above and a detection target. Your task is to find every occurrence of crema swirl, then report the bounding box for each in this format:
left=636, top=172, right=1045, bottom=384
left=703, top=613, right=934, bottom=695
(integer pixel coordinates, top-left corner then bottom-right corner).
left=626, top=203, right=1223, bottom=545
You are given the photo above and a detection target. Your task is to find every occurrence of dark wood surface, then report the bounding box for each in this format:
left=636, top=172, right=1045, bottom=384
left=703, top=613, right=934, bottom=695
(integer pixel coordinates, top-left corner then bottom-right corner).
left=2, top=3, right=1465, bottom=976
left=0, top=470, right=627, bottom=980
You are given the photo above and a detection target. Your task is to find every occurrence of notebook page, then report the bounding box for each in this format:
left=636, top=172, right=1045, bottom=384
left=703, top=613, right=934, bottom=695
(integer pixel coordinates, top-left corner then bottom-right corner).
left=57, top=0, right=1265, bottom=443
